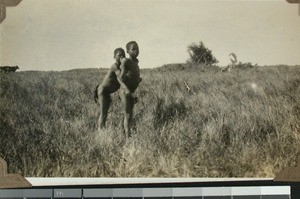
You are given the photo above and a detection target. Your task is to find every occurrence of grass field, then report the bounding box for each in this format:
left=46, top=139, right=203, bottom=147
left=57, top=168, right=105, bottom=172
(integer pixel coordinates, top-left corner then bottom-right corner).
left=0, top=64, right=299, bottom=177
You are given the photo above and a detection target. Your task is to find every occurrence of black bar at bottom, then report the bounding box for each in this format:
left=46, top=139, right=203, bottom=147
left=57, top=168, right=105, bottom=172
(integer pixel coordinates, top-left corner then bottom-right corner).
left=233, top=196, right=260, bottom=199
left=291, top=185, right=300, bottom=199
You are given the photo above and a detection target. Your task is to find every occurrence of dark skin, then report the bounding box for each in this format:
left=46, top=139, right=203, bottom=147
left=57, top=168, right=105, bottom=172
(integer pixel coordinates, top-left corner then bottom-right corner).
left=96, top=43, right=142, bottom=137
left=96, top=51, right=130, bottom=130
left=119, top=43, right=142, bottom=137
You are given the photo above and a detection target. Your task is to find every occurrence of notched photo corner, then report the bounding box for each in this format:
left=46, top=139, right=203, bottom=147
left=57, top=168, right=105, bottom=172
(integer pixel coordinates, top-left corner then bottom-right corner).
left=0, top=157, right=31, bottom=189
left=286, top=0, right=300, bottom=15
left=0, top=0, right=22, bottom=24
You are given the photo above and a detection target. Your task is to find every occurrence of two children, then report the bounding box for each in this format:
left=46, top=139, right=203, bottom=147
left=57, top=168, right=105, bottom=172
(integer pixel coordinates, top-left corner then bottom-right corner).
left=94, top=41, right=142, bottom=137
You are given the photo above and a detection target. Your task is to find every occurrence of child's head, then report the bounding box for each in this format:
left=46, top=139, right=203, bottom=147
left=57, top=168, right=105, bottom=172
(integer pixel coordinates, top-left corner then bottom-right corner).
left=126, top=41, right=139, bottom=58
left=114, top=48, right=125, bottom=63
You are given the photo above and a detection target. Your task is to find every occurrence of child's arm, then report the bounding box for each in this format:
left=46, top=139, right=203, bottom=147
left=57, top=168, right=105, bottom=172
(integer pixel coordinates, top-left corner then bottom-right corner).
left=102, top=66, right=115, bottom=83
left=114, top=62, right=131, bottom=95
left=117, top=77, right=131, bottom=95
left=119, top=58, right=127, bottom=82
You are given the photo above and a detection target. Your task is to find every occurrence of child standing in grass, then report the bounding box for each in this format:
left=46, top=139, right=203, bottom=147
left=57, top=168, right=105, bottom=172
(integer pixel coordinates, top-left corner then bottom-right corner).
left=119, top=41, right=142, bottom=137
left=94, top=48, right=130, bottom=130
left=95, top=42, right=142, bottom=137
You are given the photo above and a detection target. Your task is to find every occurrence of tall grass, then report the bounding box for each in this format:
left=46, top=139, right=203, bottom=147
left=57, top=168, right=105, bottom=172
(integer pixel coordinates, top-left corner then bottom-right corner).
left=0, top=64, right=299, bottom=177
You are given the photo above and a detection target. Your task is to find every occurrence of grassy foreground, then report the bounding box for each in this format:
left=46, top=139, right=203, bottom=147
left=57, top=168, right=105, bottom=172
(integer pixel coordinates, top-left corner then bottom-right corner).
left=0, top=64, right=299, bottom=177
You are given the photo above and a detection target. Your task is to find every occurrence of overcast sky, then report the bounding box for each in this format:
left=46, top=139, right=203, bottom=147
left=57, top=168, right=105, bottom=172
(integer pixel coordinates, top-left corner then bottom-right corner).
left=0, top=0, right=299, bottom=71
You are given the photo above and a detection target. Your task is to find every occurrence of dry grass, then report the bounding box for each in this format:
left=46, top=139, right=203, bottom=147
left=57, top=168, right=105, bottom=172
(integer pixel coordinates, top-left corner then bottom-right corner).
left=0, top=64, right=299, bottom=177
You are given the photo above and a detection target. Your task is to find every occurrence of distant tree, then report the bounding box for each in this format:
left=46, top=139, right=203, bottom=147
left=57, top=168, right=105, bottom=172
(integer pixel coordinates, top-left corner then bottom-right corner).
left=187, top=41, right=218, bottom=65
left=229, top=53, right=237, bottom=65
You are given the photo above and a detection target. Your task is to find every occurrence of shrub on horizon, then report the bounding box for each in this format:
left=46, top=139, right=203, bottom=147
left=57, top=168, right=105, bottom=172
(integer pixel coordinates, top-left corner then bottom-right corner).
left=187, top=41, right=218, bottom=65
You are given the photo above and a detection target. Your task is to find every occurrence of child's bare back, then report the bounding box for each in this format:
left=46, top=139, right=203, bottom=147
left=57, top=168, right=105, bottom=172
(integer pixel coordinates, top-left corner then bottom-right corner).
left=95, top=48, right=127, bottom=129
left=97, top=48, right=128, bottom=96
left=100, top=64, right=120, bottom=94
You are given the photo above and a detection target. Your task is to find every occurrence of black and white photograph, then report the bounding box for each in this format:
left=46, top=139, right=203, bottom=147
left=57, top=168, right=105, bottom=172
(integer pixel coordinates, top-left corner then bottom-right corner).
left=0, top=0, right=300, bottom=179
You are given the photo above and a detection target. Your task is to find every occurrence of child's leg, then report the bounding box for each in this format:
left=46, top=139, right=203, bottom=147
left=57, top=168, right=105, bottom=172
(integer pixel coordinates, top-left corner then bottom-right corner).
left=97, top=86, right=112, bottom=130
left=120, top=89, right=134, bottom=138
